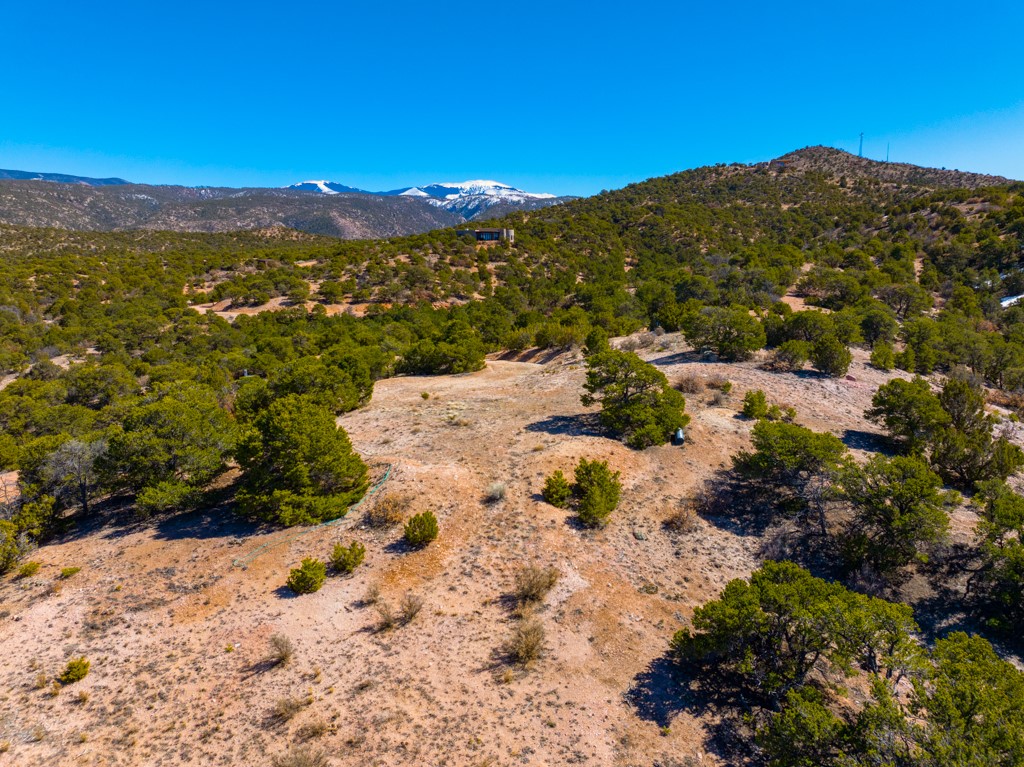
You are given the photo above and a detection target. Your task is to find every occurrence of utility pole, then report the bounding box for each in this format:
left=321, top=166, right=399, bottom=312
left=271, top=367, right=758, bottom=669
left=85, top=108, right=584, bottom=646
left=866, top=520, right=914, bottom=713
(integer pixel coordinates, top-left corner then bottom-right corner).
left=859, top=132, right=864, bottom=158
left=886, top=143, right=890, bottom=163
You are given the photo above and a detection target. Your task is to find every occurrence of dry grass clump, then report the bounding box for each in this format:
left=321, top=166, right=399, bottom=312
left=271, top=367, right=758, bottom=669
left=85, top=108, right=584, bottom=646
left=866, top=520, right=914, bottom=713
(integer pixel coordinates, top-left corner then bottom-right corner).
left=361, top=582, right=381, bottom=606
left=704, top=375, right=732, bottom=392
left=271, top=746, right=329, bottom=767
left=674, top=374, right=704, bottom=394
left=398, top=592, right=423, bottom=624
left=618, top=332, right=656, bottom=352
left=269, top=634, right=294, bottom=667
left=365, top=493, right=410, bottom=528
left=297, top=719, right=330, bottom=740
left=506, top=613, right=546, bottom=667
left=513, top=565, right=560, bottom=605
left=272, top=693, right=312, bottom=723
left=483, top=482, right=507, bottom=504
left=663, top=502, right=699, bottom=534
left=377, top=592, right=423, bottom=631
left=376, top=601, right=396, bottom=631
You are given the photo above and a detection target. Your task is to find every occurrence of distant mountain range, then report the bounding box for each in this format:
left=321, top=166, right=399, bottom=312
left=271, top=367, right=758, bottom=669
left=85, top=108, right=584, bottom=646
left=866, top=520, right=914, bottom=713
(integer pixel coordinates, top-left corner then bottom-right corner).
left=0, top=168, right=130, bottom=185
left=1, top=147, right=1010, bottom=241
left=0, top=169, right=573, bottom=238
left=284, top=178, right=562, bottom=220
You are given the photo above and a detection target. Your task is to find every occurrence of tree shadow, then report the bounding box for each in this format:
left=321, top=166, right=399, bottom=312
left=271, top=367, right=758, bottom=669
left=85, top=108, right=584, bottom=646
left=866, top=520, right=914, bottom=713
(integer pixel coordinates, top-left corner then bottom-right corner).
left=690, top=470, right=780, bottom=538
left=791, top=369, right=830, bottom=381
left=496, top=347, right=574, bottom=365
left=524, top=412, right=606, bottom=438
left=384, top=538, right=426, bottom=555
left=153, top=505, right=266, bottom=543
left=273, top=585, right=299, bottom=600
left=241, top=658, right=281, bottom=679
left=841, top=429, right=894, bottom=455
left=645, top=350, right=712, bottom=367
left=625, top=652, right=760, bottom=764
left=624, top=654, right=689, bottom=728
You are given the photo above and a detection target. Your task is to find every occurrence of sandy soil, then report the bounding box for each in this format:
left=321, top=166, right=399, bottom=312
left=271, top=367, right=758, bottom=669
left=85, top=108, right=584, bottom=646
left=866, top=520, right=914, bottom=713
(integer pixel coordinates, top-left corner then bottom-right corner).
left=0, top=335, right=973, bottom=766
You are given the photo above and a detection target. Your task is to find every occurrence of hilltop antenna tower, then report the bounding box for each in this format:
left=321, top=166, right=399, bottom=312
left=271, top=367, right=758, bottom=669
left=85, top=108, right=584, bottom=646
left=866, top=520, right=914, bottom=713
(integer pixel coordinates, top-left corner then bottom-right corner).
left=858, top=133, right=864, bottom=158
left=886, top=143, right=890, bottom=163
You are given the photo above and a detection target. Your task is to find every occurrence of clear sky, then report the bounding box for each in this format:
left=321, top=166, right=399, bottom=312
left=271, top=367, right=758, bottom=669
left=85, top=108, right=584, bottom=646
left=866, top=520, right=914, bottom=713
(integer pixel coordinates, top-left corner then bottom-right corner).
left=2, top=1, right=1023, bottom=196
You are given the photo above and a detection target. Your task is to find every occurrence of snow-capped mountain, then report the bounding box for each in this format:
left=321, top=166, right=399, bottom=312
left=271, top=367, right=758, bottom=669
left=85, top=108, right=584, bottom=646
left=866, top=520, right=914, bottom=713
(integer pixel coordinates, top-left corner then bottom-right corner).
left=380, top=180, right=556, bottom=201
left=285, top=178, right=564, bottom=220
left=286, top=180, right=370, bottom=195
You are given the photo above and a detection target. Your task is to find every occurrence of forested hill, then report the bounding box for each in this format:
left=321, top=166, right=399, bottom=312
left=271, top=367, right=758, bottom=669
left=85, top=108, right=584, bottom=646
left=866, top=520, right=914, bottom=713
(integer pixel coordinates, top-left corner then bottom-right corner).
left=2, top=145, right=1024, bottom=367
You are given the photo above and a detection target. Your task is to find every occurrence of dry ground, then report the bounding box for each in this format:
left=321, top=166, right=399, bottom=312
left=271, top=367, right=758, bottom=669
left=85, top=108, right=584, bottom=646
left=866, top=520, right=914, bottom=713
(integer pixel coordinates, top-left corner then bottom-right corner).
left=0, top=333, right=995, bottom=766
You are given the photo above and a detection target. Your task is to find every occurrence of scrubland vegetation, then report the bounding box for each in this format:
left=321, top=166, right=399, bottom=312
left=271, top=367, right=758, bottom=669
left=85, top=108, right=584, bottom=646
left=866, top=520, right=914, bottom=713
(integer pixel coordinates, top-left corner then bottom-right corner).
left=2, top=149, right=1024, bottom=765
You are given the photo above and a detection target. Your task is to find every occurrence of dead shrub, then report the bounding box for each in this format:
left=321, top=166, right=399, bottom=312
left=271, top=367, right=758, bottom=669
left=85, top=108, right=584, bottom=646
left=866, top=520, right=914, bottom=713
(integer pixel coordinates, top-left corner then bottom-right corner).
left=398, top=593, right=423, bottom=624
left=376, top=601, right=396, bottom=631
left=361, top=582, right=381, bottom=606
left=297, top=719, right=330, bottom=740
left=674, top=374, right=704, bottom=394
left=988, top=389, right=1024, bottom=414
left=365, top=493, right=409, bottom=529
left=484, top=482, right=507, bottom=504
left=272, top=747, right=330, bottom=767
left=269, top=634, right=294, bottom=667
left=513, top=565, right=560, bottom=605
left=618, top=331, right=656, bottom=352
left=663, top=502, right=699, bottom=534
left=272, top=694, right=312, bottom=723
left=507, top=615, right=546, bottom=666
left=704, top=375, right=732, bottom=393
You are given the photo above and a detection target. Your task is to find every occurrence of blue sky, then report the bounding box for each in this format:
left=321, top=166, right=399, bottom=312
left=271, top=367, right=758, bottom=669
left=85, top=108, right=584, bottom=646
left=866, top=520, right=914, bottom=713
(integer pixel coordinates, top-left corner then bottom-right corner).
left=2, top=1, right=1023, bottom=196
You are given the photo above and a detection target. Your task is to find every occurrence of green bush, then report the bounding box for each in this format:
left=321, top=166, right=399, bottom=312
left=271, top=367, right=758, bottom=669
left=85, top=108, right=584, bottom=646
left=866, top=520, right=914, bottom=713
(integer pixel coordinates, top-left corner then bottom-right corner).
left=542, top=470, right=572, bottom=508
left=0, top=521, right=21, bottom=574
left=59, top=567, right=81, bottom=579
left=869, top=340, right=895, bottom=371
left=584, top=326, right=610, bottom=357
left=329, top=541, right=366, bottom=574
left=286, top=558, right=327, bottom=594
left=17, top=561, right=40, bottom=579
left=58, top=657, right=90, bottom=685
left=742, top=390, right=769, bottom=419
left=773, top=339, right=812, bottom=371
left=403, top=511, right=439, bottom=548
left=136, top=480, right=200, bottom=518
left=811, top=334, right=852, bottom=377
left=682, top=305, right=766, bottom=361
left=574, top=459, right=622, bottom=528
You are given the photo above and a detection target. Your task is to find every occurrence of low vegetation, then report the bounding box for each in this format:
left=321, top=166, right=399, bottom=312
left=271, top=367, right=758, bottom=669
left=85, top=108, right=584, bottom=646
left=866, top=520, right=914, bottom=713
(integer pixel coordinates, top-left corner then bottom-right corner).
left=268, top=634, right=295, bottom=667
left=403, top=511, right=439, bottom=548
left=541, top=459, right=623, bottom=528
left=57, top=657, right=90, bottom=685
left=513, top=564, right=560, bottom=604
left=286, top=558, right=327, bottom=595
left=329, top=541, right=366, bottom=574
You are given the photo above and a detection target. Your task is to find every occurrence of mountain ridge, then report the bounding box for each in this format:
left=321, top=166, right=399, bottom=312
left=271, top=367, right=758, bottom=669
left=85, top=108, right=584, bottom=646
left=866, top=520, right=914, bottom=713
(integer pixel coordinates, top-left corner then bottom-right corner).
left=0, top=147, right=1015, bottom=239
